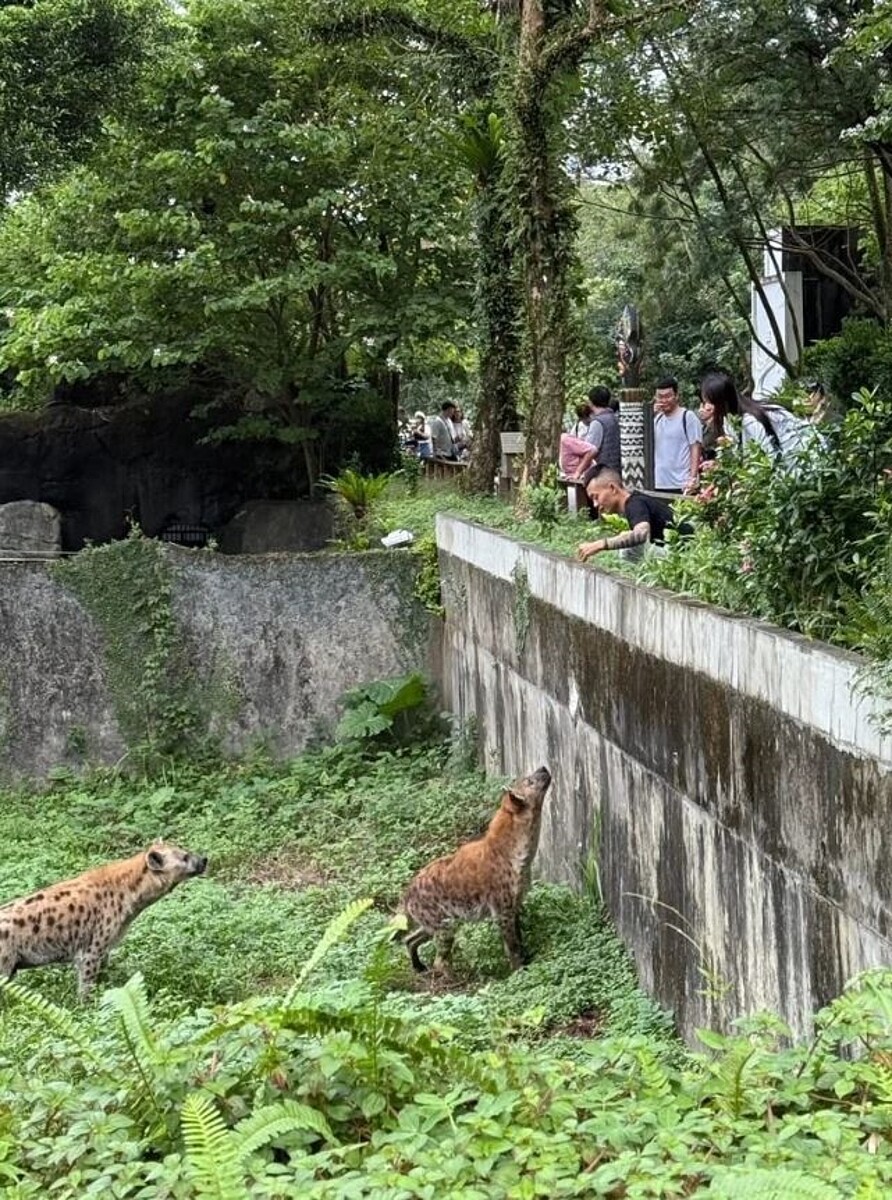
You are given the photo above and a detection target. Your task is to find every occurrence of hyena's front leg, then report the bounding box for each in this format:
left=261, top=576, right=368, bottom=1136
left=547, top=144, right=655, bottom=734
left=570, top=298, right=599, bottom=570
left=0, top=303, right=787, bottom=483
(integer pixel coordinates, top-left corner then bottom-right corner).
left=73, top=948, right=105, bottom=999
left=497, top=908, right=526, bottom=972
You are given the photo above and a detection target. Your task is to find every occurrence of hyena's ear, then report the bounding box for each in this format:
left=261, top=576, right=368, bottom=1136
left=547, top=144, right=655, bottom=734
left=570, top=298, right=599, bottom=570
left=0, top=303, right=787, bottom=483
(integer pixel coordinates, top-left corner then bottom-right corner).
left=504, top=788, right=528, bottom=812
left=146, top=848, right=166, bottom=872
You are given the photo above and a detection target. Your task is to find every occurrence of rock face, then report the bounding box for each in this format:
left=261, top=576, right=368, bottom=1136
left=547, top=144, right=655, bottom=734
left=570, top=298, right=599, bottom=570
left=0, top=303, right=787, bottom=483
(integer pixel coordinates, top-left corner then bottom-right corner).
left=0, top=548, right=432, bottom=781
left=0, top=393, right=298, bottom=550
left=0, top=501, right=62, bottom=557
left=217, top=500, right=334, bottom=554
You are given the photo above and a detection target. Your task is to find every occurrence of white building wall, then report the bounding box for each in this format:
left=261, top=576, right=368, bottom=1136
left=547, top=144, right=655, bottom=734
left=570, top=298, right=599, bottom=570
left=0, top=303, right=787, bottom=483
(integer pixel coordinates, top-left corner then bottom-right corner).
left=751, top=230, right=804, bottom=399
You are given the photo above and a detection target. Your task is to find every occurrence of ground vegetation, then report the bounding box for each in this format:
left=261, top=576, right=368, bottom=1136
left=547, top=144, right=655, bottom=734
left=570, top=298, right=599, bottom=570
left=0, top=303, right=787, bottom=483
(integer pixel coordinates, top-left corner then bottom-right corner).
left=4, top=732, right=892, bottom=1195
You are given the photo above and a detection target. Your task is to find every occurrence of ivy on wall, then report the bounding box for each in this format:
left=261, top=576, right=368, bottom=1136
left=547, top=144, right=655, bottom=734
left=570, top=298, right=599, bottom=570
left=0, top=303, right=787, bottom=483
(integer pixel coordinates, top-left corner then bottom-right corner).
left=52, top=528, right=204, bottom=768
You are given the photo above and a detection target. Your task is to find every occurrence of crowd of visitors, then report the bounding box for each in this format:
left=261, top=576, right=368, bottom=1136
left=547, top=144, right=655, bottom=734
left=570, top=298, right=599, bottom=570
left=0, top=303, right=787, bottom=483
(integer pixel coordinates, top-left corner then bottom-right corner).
left=402, top=402, right=473, bottom=462
left=563, top=369, right=825, bottom=554
left=397, top=368, right=822, bottom=556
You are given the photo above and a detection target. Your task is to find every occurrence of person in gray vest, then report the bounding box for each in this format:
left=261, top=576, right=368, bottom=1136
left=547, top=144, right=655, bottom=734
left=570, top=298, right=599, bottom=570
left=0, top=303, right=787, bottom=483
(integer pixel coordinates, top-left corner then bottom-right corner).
left=574, top=385, right=623, bottom=484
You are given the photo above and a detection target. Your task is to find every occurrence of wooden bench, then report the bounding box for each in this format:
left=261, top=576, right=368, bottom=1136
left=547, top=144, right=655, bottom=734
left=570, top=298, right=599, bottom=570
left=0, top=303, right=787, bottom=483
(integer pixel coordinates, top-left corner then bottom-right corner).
left=422, top=456, right=467, bottom=480
left=499, top=432, right=525, bottom=496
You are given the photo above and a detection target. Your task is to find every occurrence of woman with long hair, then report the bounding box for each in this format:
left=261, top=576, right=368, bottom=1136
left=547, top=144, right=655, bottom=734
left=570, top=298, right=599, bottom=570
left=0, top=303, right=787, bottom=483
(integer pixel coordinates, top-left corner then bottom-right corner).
left=698, top=371, right=739, bottom=461
left=700, top=370, right=819, bottom=467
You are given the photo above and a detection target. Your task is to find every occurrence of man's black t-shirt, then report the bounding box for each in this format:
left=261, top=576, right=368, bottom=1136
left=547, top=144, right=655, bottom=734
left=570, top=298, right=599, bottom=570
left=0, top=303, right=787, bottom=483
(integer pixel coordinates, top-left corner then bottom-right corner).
left=623, top=491, right=676, bottom=544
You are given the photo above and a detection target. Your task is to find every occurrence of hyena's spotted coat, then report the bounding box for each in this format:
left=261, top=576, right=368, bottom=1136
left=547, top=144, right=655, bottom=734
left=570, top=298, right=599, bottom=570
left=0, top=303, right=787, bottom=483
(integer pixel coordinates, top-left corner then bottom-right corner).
left=399, top=766, right=552, bottom=972
left=0, top=842, right=207, bottom=997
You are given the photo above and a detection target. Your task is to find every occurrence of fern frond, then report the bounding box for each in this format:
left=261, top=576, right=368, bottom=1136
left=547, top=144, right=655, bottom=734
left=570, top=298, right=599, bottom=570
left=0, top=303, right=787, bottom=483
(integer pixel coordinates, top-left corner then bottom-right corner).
left=706, top=1166, right=842, bottom=1199
left=629, top=1042, right=673, bottom=1099
left=101, top=973, right=160, bottom=1068
left=283, top=897, right=373, bottom=1003
left=101, top=973, right=167, bottom=1122
left=181, top=1092, right=246, bottom=1200
left=276, top=1002, right=497, bottom=1092
left=0, top=978, right=105, bottom=1071
left=232, top=1099, right=334, bottom=1159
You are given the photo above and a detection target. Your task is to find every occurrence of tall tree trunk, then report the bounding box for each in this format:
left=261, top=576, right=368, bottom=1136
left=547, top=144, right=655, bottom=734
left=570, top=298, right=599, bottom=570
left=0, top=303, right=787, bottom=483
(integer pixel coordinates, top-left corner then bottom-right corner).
left=511, top=0, right=576, bottom=481
left=466, top=183, right=522, bottom=493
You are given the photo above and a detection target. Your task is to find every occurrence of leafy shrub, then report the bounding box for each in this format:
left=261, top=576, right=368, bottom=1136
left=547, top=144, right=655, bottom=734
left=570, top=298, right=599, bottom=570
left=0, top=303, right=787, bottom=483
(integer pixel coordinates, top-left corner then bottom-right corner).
left=335, top=672, right=433, bottom=747
left=322, top=469, right=394, bottom=548
left=519, top=462, right=562, bottom=534
left=800, top=318, right=892, bottom=412
left=640, top=389, right=892, bottom=673
left=6, top=959, right=892, bottom=1196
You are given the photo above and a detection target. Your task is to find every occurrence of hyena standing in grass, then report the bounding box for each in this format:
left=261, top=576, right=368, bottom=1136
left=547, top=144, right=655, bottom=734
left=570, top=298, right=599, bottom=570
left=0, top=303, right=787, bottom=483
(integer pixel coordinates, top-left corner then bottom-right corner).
left=0, top=842, right=207, bottom=998
left=398, top=766, right=552, bottom=973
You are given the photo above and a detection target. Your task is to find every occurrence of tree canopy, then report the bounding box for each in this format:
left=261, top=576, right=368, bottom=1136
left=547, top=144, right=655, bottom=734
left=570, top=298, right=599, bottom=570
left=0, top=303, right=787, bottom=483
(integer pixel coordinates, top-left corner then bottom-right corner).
left=1, top=0, right=891, bottom=486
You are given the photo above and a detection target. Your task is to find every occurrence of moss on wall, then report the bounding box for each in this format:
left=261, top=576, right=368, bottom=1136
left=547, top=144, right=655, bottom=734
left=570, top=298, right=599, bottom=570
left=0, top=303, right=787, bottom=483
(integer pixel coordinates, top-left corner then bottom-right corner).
left=51, top=530, right=205, bottom=766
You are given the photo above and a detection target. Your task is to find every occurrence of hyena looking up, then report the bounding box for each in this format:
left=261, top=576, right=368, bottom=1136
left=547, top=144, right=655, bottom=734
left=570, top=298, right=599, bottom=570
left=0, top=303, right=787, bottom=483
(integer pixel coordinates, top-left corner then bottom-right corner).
left=398, top=766, right=552, bottom=973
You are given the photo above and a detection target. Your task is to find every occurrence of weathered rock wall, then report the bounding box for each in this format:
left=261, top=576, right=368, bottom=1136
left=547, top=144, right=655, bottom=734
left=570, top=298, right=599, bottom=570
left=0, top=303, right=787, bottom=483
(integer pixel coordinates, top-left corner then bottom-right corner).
left=0, top=395, right=299, bottom=550
left=436, top=515, right=892, bottom=1042
left=0, top=546, right=430, bottom=781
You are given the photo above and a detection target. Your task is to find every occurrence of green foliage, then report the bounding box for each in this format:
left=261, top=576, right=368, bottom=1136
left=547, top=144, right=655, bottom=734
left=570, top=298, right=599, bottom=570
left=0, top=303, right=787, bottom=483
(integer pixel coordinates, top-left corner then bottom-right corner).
left=51, top=526, right=211, bottom=768
left=0, top=0, right=168, bottom=194
left=639, top=390, right=892, bottom=721
left=335, top=673, right=430, bottom=747
left=322, top=468, right=393, bottom=523
left=410, top=533, right=445, bottom=614
left=520, top=462, right=562, bottom=535
left=397, top=448, right=424, bottom=495
left=8, top=945, right=892, bottom=1194
left=0, top=0, right=475, bottom=486
left=5, top=745, right=892, bottom=1195
left=800, top=320, right=892, bottom=413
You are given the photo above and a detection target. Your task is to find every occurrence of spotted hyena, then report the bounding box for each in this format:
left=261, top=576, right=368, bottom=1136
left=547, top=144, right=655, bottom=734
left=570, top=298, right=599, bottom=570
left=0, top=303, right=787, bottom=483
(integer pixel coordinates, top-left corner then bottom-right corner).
left=399, top=766, right=552, bottom=973
left=0, top=841, right=207, bottom=997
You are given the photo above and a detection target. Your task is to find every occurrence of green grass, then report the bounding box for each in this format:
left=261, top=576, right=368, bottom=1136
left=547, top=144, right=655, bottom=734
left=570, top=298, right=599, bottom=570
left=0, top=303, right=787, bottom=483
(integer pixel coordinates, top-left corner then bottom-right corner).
left=0, top=744, right=671, bottom=1045
left=5, top=746, right=892, bottom=1197
left=374, top=477, right=621, bottom=561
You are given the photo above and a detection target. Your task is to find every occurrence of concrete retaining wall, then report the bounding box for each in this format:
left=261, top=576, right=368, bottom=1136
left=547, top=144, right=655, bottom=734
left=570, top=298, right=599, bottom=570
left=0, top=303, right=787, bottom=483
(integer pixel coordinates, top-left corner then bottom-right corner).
left=0, top=547, right=430, bottom=781
left=436, top=515, right=892, bottom=1042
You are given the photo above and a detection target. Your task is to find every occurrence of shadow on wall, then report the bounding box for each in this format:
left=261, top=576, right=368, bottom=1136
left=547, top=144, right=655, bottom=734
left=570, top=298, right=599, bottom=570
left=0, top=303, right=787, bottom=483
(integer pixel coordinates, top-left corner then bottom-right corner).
left=0, top=390, right=302, bottom=551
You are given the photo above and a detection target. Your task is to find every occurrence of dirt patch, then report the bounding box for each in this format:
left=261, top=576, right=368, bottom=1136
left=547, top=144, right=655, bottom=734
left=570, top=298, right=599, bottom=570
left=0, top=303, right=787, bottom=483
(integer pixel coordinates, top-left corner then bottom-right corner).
left=403, top=969, right=473, bottom=996
left=246, top=850, right=331, bottom=890
left=550, top=1008, right=604, bottom=1039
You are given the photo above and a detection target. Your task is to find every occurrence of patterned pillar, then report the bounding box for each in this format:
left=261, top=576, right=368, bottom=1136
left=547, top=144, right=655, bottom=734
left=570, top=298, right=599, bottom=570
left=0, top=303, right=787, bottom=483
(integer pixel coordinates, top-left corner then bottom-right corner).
left=619, top=388, right=654, bottom=489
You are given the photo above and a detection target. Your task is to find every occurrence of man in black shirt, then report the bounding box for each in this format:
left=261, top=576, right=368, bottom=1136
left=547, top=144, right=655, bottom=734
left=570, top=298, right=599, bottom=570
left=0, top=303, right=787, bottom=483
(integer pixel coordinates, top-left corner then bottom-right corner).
left=577, top=470, right=680, bottom=560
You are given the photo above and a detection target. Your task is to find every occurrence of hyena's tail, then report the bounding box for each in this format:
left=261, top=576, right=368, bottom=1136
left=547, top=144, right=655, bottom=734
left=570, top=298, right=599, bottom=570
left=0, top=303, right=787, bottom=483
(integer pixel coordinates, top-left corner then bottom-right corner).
left=388, top=909, right=411, bottom=942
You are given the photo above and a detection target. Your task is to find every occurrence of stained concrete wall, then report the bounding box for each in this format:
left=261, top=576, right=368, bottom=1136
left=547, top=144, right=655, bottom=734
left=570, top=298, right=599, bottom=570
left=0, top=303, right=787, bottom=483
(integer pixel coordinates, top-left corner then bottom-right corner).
left=0, top=547, right=430, bottom=781
left=437, top=515, right=892, bottom=1042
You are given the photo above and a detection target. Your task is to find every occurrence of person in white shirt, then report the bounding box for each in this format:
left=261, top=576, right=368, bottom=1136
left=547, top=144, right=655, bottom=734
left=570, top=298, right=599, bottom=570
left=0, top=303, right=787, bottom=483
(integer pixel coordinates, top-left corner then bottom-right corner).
left=653, top=376, right=702, bottom=493
left=449, top=406, right=473, bottom=459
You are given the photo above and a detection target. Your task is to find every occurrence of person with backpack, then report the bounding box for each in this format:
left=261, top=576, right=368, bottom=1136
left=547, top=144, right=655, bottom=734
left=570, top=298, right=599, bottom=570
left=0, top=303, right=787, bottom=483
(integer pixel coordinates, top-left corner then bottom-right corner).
left=572, top=385, right=622, bottom=482
left=653, top=376, right=702, bottom=493
left=560, top=386, right=622, bottom=481
left=738, top=390, right=821, bottom=466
